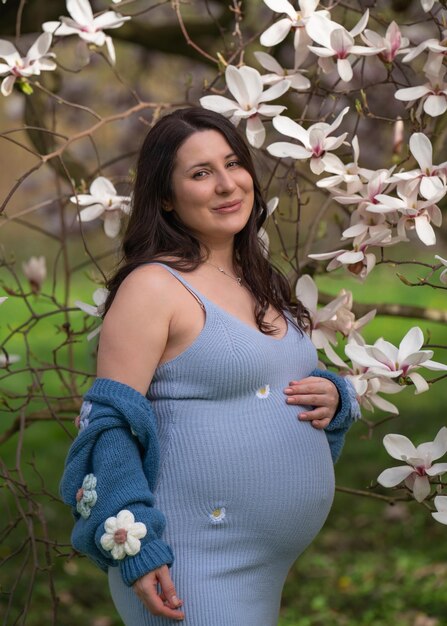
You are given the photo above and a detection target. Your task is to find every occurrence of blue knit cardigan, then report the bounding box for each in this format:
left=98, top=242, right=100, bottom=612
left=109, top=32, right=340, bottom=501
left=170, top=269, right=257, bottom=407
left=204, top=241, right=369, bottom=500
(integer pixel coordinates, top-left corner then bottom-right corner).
left=60, top=370, right=359, bottom=586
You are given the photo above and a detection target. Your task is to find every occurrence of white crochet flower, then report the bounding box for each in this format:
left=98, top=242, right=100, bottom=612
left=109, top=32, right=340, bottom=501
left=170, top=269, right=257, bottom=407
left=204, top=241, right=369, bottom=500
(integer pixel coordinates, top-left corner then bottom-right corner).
left=100, top=510, right=147, bottom=560
left=256, top=384, right=270, bottom=399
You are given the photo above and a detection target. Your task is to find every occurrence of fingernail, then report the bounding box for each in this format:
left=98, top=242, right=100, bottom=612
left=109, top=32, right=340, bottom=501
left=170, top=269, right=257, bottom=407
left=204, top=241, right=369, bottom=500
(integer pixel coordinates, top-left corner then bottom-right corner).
left=300, top=413, right=307, bottom=418
left=172, top=596, right=180, bottom=606
left=284, top=387, right=293, bottom=393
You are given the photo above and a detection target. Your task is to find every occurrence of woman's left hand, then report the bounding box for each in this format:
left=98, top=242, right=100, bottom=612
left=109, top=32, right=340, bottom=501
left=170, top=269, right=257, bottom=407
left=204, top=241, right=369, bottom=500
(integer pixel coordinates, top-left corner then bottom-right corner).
left=283, top=376, right=339, bottom=429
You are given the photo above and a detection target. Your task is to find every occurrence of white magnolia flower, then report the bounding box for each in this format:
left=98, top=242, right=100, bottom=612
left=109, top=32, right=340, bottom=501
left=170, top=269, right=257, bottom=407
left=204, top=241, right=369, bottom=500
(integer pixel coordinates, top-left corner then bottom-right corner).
left=306, top=11, right=383, bottom=82
left=22, top=256, right=47, bottom=293
left=295, top=274, right=349, bottom=367
left=268, top=107, right=349, bottom=175
left=402, top=29, right=447, bottom=63
left=71, top=176, right=131, bottom=238
left=254, top=51, right=310, bottom=92
left=435, top=255, right=447, bottom=284
left=334, top=168, right=396, bottom=210
left=432, top=496, right=447, bottom=525
left=260, top=0, right=329, bottom=64
left=391, top=133, right=447, bottom=200
left=395, top=63, right=447, bottom=118
left=43, top=0, right=130, bottom=64
left=316, top=136, right=373, bottom=194
left=345, top=326, right=447, bottom=393
left=326, top=289, right=376, bottom=339
left=100, top=510, right=147, bottom=560
left=377, top=427, right=447, bottom=502
left=75, top=287, right=109, bottom=340
left=200, top=65, right=290, bottom=148
left=0, top=352, right=20, bottom=367
left=341, top=205, right=391, bottom=245
left=0, top=33, right=56, bottom=97
left=347, top=373, right=402, bottom=414
left=361, top=21, right=409, bottom=63
left=369, top=185, right=443, bottom=246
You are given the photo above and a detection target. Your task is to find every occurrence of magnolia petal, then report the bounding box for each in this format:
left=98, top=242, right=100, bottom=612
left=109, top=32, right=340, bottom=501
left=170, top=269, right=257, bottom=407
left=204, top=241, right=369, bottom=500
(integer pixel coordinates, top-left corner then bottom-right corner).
left=336, top=58, right=352, bottom=82
left=398, top=327, right=424, bottom=363
left=272, top=115, right=309, bottom=144
left=67, top=0, right=94, bottom=25
left=0, top=40, right=20, bottom=61
left=308, top=250, right=342, bottom=261
left=415, top=216, right=436, bottom=245
left=289, top=73, right=311, bottom=90
left=377, top=465, right=414, bottom=487
left=407, top=371, right=429, bottom=394
left=337, top=250, right=364, bottom=264
left=331, top=27, right=354, bottom=54
left=200, top=95, right=239, bottom=115
left=422, top=358, right=447, bottom=371
left=409, top=133, right=432, bottom=170
left=434, top=495, right=447, bottom=513
left=424, top=427, right=447, bottom=461
left=323, top=342, right=347, bottom=368
left=383, top=433, right=418, bottom=460
left=295, top=274, right=318, bottom=313
left=254, top=51, right=283, bottom=74
left=256, top=103, right=286, bottom=117
left=369, top=394, right=399, bottom=414
left=90, top=176, right=117, bottom=198
left=305, top=13, right=335, bottom=48
left=75, top=300, right=99, bottom=317
left=1, top=75, right=16, bottom=96
left=426, top=463, right=447, bottom=477
left=104, top=212, right=122, bottom=238
left=412, top=475, right=431, bottom=502
left=267, top=141, right=311, bottom=159
left=245, top=115, right=266, bottom=148
left=78, top=204, right=105, bottom=221
left=327, top=107, right=350, bottom=134
left=432, top=511, right=447, bottom=525
left=394, top=85, right=430, bottom=101
left=308, top=45, right=335, bottom=58
left=420, top=176, right=445, bottom=201
left=424, top=94, right=447, bottom=117
left=26, top=32, right=52, bottom=62
left=259, top=78, right=290, bottom=103
left=263, top=0, right=297, bottom=20
left=260, top=18, right=293, bottom=47
left=94, top=11, right=130, bottom=30
left=227, top=65, right=259, bottom=106
left=350, top=9, right=369, bottom=38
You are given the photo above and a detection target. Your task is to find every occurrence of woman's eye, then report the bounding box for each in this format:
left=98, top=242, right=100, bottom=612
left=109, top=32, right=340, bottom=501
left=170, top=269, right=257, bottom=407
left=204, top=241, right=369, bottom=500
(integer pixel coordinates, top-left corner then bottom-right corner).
left=227, top=160, right=241, bottom=168
left=192, top=170, right=207, bottom=179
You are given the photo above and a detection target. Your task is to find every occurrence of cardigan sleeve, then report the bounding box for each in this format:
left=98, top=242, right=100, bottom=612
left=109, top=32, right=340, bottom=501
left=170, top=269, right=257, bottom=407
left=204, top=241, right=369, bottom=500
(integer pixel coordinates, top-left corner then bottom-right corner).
left=60, top=379, right=174, bottom=585
left=310, top=368, right=361, bottom=464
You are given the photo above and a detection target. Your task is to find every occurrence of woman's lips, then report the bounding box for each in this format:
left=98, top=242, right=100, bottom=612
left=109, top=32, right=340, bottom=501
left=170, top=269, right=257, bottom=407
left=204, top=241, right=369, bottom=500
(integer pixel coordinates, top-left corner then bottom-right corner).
left=212, top=200, right=242, bottom=213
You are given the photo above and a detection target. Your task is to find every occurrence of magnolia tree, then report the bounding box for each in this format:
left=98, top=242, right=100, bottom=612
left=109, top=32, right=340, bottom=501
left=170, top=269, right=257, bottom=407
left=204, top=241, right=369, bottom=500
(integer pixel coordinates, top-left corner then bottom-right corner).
left=0, top=0, right=446, bottom=621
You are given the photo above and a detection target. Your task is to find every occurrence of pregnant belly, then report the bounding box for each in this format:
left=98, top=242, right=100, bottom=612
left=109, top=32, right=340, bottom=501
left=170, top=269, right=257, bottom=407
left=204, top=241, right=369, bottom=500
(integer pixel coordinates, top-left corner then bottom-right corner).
left=154, top=393, right=335, bottom=558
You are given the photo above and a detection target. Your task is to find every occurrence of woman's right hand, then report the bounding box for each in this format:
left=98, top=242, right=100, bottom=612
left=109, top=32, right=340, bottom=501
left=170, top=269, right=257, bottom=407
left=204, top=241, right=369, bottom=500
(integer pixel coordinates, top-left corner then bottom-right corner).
left=133, top=565, right=185, bottom=621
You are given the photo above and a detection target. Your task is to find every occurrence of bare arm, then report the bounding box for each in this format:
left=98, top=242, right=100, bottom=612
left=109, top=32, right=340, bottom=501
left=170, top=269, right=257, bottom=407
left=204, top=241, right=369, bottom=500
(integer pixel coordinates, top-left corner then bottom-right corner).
left=97, top=265, right=185, bottom=621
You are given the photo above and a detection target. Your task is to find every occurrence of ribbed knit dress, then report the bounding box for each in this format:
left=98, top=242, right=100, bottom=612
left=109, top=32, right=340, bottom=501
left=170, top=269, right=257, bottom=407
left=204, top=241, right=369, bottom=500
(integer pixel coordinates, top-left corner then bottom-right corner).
left=109, top=264, right=335, bottom=625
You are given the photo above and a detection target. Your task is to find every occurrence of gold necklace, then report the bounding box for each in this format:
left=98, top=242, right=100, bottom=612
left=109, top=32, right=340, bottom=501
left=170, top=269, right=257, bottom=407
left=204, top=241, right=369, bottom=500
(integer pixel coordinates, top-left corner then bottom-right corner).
left=206, top=261, right=243, bottom=286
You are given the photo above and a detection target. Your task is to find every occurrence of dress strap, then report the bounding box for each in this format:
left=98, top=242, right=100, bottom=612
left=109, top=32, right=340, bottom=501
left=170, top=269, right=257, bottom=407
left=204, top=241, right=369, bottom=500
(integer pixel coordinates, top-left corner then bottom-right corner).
left=148, top=262, right=206, bottom=311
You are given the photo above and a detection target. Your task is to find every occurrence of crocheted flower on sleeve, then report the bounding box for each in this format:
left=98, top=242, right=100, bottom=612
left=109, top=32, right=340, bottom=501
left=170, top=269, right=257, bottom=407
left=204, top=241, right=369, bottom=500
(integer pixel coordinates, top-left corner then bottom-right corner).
left=76, top=473, right=98, bottom=519
left=75, top=400, right=92, bottom=431
left=100, top=510, right=147, bottom=560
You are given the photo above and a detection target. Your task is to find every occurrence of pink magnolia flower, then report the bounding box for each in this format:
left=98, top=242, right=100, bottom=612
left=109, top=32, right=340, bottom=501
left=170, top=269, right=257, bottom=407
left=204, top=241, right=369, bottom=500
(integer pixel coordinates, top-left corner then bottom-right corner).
left=345, top=326, right=447, bottom=393
left=367, top=185, right=443, bottom=247
left=316, top=136, right=374, bottom=194
left=200, top=65, right=290, bottom=148
left=306, top=11, right=384, bottom=82
left=377, top=427, right=447, bottom=502
left=71, top=176, right=131, bottom=238
left=42, top=0, right=130, bottom=64
left=254, top=51, right=310, bottom=92
left=260, top=0, right=329, bottom=64
left=0, top=33, right=56, bottom=96
left=334, top=168, right=396, bottom=210
left=75, top=287, right=109, bottom=340
left=267, top=107, right=349, bottom=175
left=402, top=29, right=447, bottom=63
left=295, top=274, right=350, bottom=367
left=391, top=133, right=447, bottom=200
left=361, top=21, right=409, bottom=63
left=395, top=62, right=447, bottom=117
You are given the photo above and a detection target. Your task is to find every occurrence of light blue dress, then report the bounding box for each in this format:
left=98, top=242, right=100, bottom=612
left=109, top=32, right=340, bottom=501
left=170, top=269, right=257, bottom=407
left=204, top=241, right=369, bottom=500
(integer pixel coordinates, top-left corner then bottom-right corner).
left=109, top=264, right=335, bottom=625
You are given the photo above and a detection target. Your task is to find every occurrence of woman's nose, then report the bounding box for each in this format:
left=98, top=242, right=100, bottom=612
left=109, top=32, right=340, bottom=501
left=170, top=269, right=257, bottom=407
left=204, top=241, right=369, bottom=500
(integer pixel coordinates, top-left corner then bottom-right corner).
left=215, top=170, right=237, bottom=194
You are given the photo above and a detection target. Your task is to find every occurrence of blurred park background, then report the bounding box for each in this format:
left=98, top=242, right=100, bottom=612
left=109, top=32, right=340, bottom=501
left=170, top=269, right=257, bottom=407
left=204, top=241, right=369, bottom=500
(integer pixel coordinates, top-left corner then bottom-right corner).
left=1, top=0, right=447, bottom=624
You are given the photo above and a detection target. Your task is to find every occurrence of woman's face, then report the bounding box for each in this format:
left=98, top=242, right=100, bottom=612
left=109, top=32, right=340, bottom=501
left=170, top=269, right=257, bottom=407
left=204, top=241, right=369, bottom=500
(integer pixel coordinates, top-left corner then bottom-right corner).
left=167, top=130, right=255, bottom=246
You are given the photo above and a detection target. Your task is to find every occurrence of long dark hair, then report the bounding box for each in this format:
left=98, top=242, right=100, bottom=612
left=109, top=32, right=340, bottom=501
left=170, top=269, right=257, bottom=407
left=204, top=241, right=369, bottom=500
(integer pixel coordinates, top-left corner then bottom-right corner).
left=104, top=107, right=309, bottom=333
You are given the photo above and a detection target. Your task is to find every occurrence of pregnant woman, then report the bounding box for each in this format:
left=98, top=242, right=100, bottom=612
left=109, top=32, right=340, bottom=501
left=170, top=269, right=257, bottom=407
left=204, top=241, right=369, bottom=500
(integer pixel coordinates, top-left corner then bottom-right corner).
left=62, top=107, right=359, bottom=625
